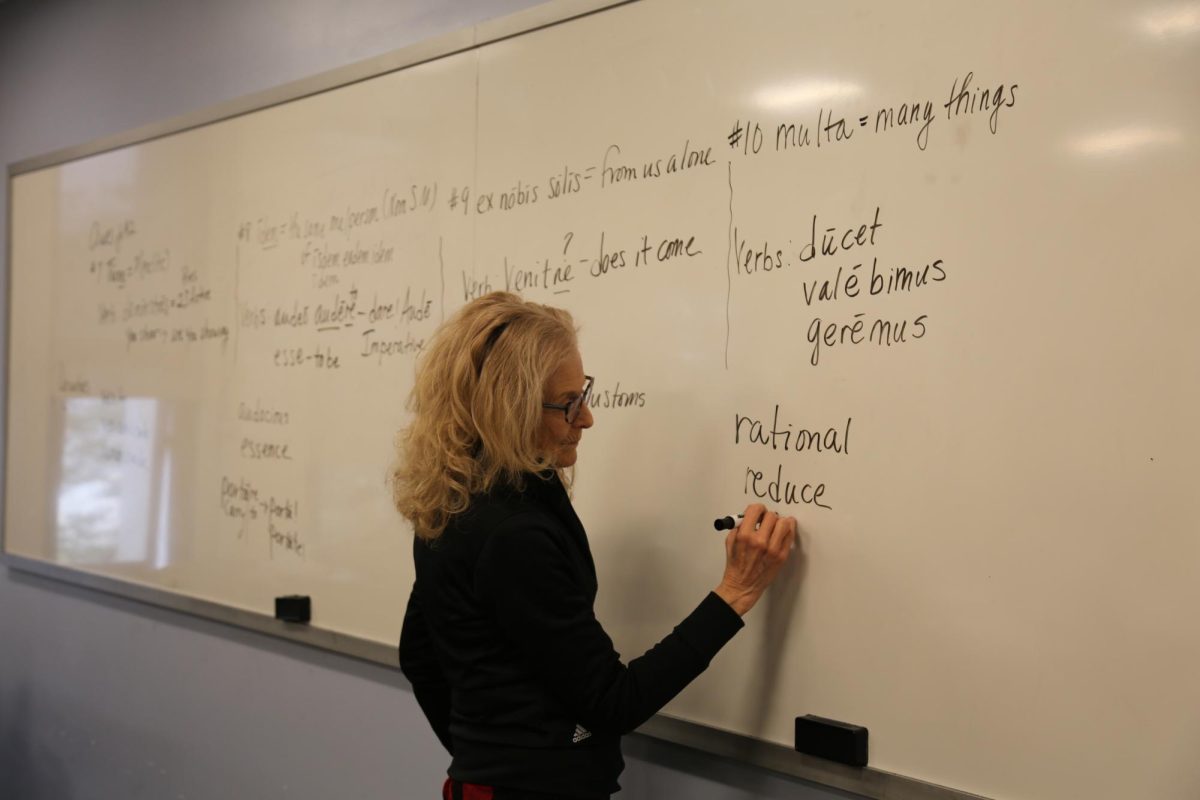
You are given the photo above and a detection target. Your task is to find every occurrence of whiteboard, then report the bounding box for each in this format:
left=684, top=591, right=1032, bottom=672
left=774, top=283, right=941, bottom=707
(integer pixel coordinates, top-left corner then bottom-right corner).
left=5, top=1, right=1200, bottom=798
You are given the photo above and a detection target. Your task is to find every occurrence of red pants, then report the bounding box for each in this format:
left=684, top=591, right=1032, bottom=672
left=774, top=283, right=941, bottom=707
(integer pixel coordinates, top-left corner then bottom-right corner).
left=442, top=778, right=494, bottom=800
left=442, top=776, right=606, bottom=800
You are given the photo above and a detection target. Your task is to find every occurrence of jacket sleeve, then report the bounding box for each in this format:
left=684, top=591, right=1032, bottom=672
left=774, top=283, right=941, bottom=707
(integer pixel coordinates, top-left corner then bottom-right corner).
left=474, top=515, right=744, bottom=736
left=398, top=580, right=454, bottom=754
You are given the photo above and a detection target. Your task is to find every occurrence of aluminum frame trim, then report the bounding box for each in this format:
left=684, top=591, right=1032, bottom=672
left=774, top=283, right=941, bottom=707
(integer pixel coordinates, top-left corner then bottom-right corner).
left=1, top=161, right=11, bottom=560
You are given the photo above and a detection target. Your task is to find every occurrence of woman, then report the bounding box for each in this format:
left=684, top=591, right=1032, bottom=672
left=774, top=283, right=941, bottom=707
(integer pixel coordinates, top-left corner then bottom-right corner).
left=394, top=292, right=797, bottom=800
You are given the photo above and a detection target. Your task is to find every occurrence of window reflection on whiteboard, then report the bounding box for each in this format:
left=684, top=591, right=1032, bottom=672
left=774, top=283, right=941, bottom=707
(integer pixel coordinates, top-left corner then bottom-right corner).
left=56, top=396, right=166, bottom=567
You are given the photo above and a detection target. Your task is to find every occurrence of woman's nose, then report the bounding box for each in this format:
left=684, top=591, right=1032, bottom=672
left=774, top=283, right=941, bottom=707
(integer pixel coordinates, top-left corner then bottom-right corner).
left=575, top=402, right=594, bottom=429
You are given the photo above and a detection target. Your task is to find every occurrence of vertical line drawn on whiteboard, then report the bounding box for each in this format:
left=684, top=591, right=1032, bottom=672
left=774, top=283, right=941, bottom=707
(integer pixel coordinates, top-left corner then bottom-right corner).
left=471, top=50, right=481, bottom=284
left=439, top=236, right=445, bottom=324
left=233, top=244, right=240, bottom=363
left=725, top=161, right=733, bottom=370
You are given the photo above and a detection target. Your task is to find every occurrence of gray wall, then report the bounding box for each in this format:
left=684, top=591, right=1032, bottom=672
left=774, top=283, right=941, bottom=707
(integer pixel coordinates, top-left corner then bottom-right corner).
left=0, top=1, right=855, bottom=798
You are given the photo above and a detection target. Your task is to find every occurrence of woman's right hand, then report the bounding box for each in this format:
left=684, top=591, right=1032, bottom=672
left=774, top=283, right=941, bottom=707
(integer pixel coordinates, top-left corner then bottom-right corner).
left=713, top=504, right=798, bottom=616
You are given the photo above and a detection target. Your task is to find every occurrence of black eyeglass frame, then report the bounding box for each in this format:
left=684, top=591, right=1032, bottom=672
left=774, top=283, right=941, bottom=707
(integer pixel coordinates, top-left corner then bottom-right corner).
left=542, top=375, right=594, bottom=424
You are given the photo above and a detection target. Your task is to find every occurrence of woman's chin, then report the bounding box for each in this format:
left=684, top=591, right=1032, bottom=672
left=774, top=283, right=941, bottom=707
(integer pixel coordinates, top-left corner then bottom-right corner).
left=556, top=445, right=578, bottom=467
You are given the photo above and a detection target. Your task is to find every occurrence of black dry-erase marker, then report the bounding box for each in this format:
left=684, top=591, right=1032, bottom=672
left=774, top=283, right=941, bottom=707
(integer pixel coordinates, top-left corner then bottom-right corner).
left=713, top=514, right=744, bottom=531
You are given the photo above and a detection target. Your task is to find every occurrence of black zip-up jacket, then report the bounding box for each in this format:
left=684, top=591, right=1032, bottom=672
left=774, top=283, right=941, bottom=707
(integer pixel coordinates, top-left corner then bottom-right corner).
left=398, top=472, right=744, bottom=798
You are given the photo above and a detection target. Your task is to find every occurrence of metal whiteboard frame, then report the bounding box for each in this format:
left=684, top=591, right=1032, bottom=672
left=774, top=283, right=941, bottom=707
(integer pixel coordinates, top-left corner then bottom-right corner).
left=2, top=2, right=990, bottom=798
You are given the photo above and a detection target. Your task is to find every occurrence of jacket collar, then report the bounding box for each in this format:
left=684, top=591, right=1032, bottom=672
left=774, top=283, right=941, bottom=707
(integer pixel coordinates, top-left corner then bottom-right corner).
left=523, top=471, right=596, bottom=582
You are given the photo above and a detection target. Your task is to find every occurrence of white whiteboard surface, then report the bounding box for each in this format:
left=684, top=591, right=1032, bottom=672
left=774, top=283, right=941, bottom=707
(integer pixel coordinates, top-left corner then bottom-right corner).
left=5, top=2, right=1199, bottom=798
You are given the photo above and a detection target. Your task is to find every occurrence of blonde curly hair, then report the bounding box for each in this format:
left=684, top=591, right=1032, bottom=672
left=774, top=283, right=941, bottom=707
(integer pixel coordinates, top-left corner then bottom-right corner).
left=391, top=291, right=578, bottom=540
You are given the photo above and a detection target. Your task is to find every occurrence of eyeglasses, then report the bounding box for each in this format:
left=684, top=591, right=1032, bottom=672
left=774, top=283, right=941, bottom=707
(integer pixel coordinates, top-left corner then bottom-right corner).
left=542, top=375, right=593, bottom=424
